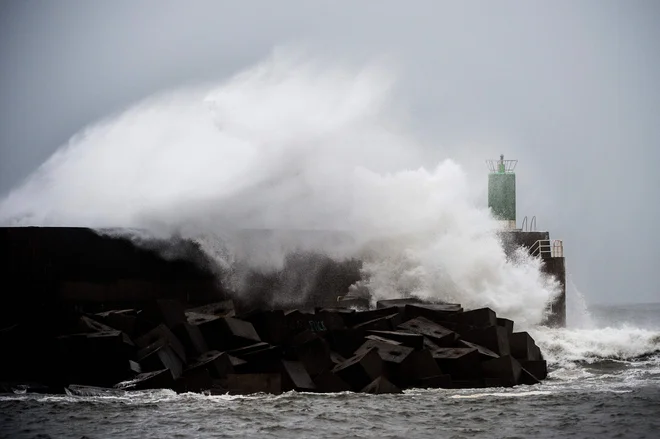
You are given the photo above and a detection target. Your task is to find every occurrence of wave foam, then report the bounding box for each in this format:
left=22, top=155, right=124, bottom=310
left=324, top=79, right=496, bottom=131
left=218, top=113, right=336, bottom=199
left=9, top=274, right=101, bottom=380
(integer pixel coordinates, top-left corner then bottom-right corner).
left=531, top=326, right=660, bottom=369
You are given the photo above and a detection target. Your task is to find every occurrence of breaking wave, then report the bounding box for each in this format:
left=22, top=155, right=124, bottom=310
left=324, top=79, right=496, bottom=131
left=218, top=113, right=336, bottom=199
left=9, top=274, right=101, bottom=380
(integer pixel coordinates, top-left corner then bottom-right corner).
left=0, top=47, right=559, bottom=325
left=531, top=326, right=660, bottom=370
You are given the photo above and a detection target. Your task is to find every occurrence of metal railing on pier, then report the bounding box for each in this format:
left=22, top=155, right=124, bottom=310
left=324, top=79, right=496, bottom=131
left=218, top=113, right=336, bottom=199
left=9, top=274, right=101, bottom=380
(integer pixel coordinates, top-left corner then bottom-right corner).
left=530, top=239, right=564, bottom=258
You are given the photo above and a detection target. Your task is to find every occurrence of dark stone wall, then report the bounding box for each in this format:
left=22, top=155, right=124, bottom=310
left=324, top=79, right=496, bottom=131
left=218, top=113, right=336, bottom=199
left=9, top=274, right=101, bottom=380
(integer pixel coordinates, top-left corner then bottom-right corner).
left=0, top=227, right=225, bottom=321
left=1, top=226, right=567, bottom=327
left=498, top=230, right=566, bottom=327
left=541, top=257, right=566, bottom=327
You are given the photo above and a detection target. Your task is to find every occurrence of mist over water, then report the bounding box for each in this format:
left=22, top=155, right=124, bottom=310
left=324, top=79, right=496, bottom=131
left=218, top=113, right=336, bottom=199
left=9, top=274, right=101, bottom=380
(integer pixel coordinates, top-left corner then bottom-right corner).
left=0, top=47, right=588, bottom=327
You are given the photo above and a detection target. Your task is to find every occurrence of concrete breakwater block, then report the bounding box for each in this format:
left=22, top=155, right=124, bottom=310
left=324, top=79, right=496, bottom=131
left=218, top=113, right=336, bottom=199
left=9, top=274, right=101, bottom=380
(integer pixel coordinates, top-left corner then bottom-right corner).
left=3, top=297, right=548, bottom=394
left=482, top=355, right=522, bottom=387
left=510, top=332, right=543, bottom=362
left=184, top=350, right=233, bottom=379
left=431, top=347, right=481, bottom=381
left=365, top=330, right=424, bottom=350
left=136, top=338, right=184, bottom=379
left=461, top=325, right=511, bottom=356
left=135, top=324, right=186, bottom=362
left=281, top=360, right=316, bottom=392
left=403, top=304, right=463, bottom=324
left=520, top=360, right=548, bottom=380
left=172, top=322, right=209, bottom=357
left=186, top=314, right=261, bottom=350
left=361, top=376, right=402, bottom=394
left=398, top=317, right=457, bottom=347
left=332, top=347, right=383, bottom=391
left=95, top=310, right=137, bottom=337
left=353, top=313, right=401, bottom=332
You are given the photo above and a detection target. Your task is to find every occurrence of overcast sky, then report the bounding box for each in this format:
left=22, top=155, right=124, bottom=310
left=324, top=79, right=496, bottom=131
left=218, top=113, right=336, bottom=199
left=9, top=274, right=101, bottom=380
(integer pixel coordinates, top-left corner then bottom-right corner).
left=1, top=0, right=659, bottom=305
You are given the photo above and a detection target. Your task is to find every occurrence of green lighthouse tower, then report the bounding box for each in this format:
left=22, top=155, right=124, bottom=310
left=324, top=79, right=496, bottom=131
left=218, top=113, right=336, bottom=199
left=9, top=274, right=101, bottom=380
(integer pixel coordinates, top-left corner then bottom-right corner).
left=487, top=154, right=517, bottom=229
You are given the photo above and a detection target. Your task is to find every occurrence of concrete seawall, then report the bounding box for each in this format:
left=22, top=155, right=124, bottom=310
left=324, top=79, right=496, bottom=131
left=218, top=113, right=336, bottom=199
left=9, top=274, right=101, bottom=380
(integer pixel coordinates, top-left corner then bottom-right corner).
left=1, top=227, right=566, bottom=327
left=0, top=227, right=224, bottom=323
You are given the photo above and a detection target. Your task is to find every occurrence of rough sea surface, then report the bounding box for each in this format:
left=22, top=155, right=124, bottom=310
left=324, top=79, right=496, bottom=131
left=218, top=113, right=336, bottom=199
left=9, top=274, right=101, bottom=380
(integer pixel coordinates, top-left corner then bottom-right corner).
left=2, top=303, right=659, bottom=439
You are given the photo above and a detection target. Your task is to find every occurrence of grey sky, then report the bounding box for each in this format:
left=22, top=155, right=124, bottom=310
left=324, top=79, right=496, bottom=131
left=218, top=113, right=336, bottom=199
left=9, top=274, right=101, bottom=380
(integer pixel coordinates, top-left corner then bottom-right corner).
left=1, top=0, right=659, bottom=305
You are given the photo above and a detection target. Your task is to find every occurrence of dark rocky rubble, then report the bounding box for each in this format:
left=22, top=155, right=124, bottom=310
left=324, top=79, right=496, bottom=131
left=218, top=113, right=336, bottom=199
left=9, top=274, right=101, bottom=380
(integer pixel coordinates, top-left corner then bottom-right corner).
left=0, top=298, right=548, bottom=395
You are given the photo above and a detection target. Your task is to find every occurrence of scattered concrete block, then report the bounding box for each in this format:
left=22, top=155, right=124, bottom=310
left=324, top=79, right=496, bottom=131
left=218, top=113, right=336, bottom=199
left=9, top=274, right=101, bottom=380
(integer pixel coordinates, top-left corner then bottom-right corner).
left=283, top=310, right=313, bottom=337
left=95, top=310, right=137, bottom=337
left=172, top=322, right=209, bottom=357
left=458, top=340, right=499, bottom=361
left=376, top=298, right=428, bottom=309
left=233, top=346, right=283, bottom=374
left=355, top=340, right=414, bottom=365
left=344, top=308, right=403, bottom=327
left=2, top=294, right=550, bottom=394
left=187, top=314, right=260, bottom=350
left=313, top=310, right=348, bottom=333
left=326, top=328, right=367, bottom=358
left=482, top=355, right=522, bottom=387
left=361, top=376, right=402, bottom=394
left=228, top=342, right=271, bottom=357
left=77, top=316, right=116, bottom=333
left=134, top=324, right=186, bottom=362
left=330, top=351, right=347, bottom=366
left=497, top=318, right=514, bottom=335
left=510, top=332, right=542, bottom=361
left=401, top=350, right=444, bottom=384
left=519, top=367, right=541, bottom=385
left=354, top=340, right=415, bottom=387
left=243, top=310, right=289, bottom=345
left=403, top=304, right=463, bottom=324
left=227, top=355, right=247, bottom=369
left=454, top=308, right=497, bottom=328
left=137, top=338, right=184, bottom=379
left=431, top=347, right=481, bottom=380
left=281, top=360, right=316, bottom=392
left=227, top=373, right=282, bottom=394
left=294, top=334, right=333, bottom=376
left=186, top=350, right=234, bottom=378
left=366, top=330, right=424, bottom=350
left=461, top=325, right=510, bottom=356
left=365, top=335, right=402, bottom=345
left=332, top=347, right=383, bottom=391
left=313, top=371, right=352, bottom=393
left=353, top=313, right=401, bottom=332
left=398, top=317, right=456, bottom=347
left=520, top=360, right=548, bottom=380
left=141, top=299, right=187, bottom=330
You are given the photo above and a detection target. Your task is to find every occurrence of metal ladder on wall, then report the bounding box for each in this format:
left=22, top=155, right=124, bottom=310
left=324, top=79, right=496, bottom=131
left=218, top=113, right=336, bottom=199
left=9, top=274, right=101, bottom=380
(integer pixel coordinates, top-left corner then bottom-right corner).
left=520, top=216, right=537, bottom=232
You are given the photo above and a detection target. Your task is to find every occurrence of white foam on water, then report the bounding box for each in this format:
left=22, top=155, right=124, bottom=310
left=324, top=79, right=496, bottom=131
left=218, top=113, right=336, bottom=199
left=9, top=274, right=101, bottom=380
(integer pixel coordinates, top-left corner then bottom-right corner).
left=530, top=326, right=660, bottom=369
left=0, top=47, right=561, bottom=326
left=449, top=390, right=553, bottom=399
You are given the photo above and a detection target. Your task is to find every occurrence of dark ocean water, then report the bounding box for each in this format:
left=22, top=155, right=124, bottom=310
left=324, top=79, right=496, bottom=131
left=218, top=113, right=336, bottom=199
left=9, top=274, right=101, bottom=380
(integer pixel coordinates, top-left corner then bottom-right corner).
left=2, top=303, right=659, bottom=439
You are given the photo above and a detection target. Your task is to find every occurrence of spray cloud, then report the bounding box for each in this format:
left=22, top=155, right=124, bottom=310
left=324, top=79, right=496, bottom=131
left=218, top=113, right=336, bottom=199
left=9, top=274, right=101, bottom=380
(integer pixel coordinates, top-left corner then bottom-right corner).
left=0, top=48, right=558, bottom=326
